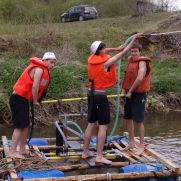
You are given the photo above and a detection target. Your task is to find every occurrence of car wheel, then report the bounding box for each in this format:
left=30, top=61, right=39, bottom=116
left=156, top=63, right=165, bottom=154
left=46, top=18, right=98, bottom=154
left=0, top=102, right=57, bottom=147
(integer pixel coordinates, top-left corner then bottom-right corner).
left=61, top=17, right=66, bottom=23
left=79, top=16, right=84, bottom=21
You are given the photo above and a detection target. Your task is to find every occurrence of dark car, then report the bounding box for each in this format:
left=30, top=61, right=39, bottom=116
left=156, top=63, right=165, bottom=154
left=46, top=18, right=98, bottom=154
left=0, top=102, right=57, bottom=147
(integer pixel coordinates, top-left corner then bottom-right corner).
left=61, top=5, right=98, bottom=23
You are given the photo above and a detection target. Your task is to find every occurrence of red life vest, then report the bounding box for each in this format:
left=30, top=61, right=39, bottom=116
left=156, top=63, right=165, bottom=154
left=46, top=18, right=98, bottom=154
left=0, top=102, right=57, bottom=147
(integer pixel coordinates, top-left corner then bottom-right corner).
left=122, top=56, right=152, bottom=93
left=13, top=57, right=50, bottom=101
left=88, top=54, right=117, bottom=90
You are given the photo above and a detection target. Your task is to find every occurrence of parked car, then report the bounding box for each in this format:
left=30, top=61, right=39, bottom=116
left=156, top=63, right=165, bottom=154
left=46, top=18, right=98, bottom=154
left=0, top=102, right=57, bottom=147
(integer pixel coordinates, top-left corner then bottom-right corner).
left=60, top=5, right=98, bottom=23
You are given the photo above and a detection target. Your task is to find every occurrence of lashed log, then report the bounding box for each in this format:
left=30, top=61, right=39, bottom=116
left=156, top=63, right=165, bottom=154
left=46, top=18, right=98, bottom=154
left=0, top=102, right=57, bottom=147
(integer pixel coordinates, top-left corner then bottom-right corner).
left=123, top=132, right=180, bottom=173
left=24, top=170, right=181, bottom=181
left=2, top=136, right=18, bottom=181
left=55, top=162, right=129, bottom=172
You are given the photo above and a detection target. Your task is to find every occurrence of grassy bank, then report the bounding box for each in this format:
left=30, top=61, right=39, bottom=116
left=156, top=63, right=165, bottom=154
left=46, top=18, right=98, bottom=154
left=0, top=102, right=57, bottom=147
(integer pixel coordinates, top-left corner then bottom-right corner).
left=0, top=11, right=181, bottom=124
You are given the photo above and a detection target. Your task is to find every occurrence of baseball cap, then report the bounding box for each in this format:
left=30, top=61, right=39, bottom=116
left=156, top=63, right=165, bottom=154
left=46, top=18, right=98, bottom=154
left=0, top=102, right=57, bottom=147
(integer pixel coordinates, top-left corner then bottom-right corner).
left=90, top=41, right=102, bottom=54
left=42, top=52, right=57, bottom=60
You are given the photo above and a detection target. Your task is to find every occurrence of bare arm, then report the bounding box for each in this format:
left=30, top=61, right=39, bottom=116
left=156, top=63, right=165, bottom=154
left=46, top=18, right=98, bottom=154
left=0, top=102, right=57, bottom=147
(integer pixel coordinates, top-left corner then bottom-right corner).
left=31, top=67, right=43, bottom=106
left=106, top=45, right=125, bottom=53
left=126, top=61, right=146, bottom=98
left=104, top=33, right=143, bottom=71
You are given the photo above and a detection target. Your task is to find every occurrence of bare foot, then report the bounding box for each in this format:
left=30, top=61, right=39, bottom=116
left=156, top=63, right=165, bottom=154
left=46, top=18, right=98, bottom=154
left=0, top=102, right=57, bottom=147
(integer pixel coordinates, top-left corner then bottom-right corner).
left=81, top=152, right=95, bottom=159
left=19, top=150, right=36, bottom=157
left=134, top=146, right=145, bottom=156
left=8, top=151, right=24, bottom=159
left=95, top=156, right=112, bottom=165
left=121, top=143, right=135, bottom=151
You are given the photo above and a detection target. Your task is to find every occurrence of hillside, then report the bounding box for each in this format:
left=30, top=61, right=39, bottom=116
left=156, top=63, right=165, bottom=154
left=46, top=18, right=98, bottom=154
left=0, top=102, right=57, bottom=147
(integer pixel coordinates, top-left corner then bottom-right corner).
left=0, top=11, right=181, bottom=125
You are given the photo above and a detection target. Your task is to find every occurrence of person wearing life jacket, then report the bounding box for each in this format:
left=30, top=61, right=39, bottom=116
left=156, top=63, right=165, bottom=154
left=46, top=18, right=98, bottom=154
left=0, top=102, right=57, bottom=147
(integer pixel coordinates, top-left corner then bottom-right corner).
left=9, top=52, right=56, bottom=159
left=81, top=33, right=144, bottom=165
left=121, top=42, right=152, bottom=156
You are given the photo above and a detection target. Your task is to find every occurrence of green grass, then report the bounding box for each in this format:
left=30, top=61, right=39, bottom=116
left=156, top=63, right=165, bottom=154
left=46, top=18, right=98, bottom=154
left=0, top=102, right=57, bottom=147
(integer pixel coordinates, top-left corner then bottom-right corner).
left=1, top=11, right=181, bottom=123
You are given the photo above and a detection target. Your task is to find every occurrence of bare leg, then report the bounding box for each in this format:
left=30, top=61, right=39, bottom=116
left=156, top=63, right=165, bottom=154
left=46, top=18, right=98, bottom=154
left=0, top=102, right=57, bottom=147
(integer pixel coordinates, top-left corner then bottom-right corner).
left=9, top=128, right=25, bottom=159
left=19, top=127, right=29, bottom=155
left=95, top=125, right=112, bottom=165
left=122, top=119, right=135, bottom=150
left=135, top=122, right=145, bottom=155
left=82, top=122, right=96, bottom=159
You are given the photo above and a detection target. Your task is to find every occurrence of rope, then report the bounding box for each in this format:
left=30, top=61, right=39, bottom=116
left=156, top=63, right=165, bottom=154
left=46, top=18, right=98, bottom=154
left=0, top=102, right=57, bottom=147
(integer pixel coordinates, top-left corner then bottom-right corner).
left=0, top=150, right=55, bottom=179
left=149, top=30, right=181, bottom=36
left=106, top=172, right=112, bottom=181
left=145, top=128, right=181, bottom=147
left=27, top=102, right=35, bottom=148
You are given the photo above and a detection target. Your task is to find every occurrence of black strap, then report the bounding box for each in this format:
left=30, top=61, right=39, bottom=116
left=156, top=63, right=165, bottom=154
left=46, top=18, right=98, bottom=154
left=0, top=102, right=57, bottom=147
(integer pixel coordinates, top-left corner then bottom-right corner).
left=88, top=79, right=94, bottom=120
left=150, top=171, right=159, bottom=181
left=27, top=102, right=34, bottom=148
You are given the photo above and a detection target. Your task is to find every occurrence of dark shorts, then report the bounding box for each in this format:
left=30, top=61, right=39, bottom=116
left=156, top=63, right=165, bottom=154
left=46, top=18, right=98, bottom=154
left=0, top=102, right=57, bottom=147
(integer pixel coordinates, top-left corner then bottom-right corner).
left=9, top=93, right=29, bottom=128
left=123, top=92, right=147, bottom=122
left=88, top=95, right=110, bottom=125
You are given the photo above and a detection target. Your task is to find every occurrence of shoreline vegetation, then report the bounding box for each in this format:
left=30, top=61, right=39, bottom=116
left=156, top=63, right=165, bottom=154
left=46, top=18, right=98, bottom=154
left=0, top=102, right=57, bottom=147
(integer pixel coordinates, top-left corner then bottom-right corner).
left=0, top=0, right=181, bottom=125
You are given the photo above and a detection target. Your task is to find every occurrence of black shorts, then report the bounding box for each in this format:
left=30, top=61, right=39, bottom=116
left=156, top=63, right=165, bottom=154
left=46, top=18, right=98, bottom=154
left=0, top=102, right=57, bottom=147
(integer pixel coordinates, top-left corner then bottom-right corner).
left=123, top=92, right=146, bottom=122
left=9, top=93, right=29, bottom=128
left=88, top=95, right=110, bottom=125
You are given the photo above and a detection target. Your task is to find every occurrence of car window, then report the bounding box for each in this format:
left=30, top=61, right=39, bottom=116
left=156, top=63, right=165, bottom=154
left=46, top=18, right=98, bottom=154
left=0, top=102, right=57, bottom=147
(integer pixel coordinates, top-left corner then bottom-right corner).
left=85, top=6, right=97, bottom=12
left=69, top=7, right=75, bottom=13
left=75, top=7, right=82, bottom=12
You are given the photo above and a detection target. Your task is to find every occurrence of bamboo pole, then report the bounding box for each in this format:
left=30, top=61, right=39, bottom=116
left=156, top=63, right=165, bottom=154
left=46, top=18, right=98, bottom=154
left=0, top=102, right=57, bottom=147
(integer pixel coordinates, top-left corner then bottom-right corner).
left=55, top=162, right=129, bottom=172
left=41, top=94, right=124, bottom=104
left=24, top=170, right=181, bottom=181
left=42, top=137, right=83, bottom=142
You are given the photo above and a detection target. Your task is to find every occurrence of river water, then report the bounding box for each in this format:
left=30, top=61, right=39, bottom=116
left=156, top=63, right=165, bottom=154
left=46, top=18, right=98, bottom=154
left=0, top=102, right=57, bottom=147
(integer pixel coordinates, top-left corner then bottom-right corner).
left=1, top=111, right=181, bottom=177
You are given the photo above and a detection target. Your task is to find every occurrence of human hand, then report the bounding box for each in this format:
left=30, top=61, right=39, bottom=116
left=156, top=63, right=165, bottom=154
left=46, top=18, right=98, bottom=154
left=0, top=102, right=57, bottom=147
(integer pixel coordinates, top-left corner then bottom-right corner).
left=117, top=44, right=125, bottom=51
left=126, top=92, right=132, bottom=99
left=33, top=101, right=40, bottom=107
left=134, top=33, right=144, bottom=39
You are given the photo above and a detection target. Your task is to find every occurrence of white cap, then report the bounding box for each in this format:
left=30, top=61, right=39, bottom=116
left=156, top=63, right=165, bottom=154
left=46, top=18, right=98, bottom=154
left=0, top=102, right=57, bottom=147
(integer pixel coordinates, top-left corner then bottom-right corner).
left=42, top=52, right=57, bottom=60
left=90, top=41, right=102, bottom=54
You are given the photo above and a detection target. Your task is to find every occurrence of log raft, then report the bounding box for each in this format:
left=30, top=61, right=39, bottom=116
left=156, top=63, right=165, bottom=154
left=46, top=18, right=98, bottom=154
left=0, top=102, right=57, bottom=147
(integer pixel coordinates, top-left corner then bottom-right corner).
left=1, top=133, right=180, bottom=181
left=23, top=171, right=181, bottom=181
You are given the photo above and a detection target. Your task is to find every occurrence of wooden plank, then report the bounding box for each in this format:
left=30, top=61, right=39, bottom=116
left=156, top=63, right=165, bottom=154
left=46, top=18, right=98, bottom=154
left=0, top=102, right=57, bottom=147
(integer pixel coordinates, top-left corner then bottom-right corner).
left=67, top=141, right=83, bottom=149
left=83, top=157, right=104, bottom=166
left=121, top=140, right=156, bottom=162
left=32, top=145, right=43, bottom=158
left=2, top=136, right=18, bottom=181
left=121, top=140, right=146, bottom=163
left=112, top=142, right=137, bottom=163
left=55, top=162, right=129, bottom=171
left=123, top=132, right=180, bottom=173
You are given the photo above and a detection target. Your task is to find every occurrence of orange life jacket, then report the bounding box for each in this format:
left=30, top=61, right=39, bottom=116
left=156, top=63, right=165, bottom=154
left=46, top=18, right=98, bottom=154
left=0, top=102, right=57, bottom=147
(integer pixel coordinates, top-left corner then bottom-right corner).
left=88, top=54, right=117, bottom=90
left=122, top=56, right=152, bottom=93
left=13, top=57, right=50, bottom=101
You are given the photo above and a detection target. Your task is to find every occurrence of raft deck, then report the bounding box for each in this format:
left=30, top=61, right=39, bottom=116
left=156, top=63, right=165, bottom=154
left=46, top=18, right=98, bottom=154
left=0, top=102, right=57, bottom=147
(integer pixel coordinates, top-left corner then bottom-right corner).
left=0, top=132, right=180, bottom=181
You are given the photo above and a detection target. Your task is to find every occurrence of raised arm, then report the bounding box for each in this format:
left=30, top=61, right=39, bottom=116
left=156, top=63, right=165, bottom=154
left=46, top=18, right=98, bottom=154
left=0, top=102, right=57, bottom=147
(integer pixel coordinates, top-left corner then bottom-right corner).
left=104, top=33, right=143, bottom=70
left=106, top=45, right=125, bottom=53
